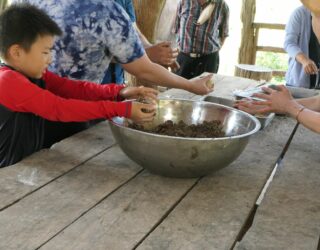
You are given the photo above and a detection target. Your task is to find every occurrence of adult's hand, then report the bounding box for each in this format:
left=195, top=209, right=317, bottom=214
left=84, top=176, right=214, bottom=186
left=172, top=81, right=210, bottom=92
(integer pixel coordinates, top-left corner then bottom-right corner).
left=123, top=55, right=212, bottom=95
left=236, top=85, right=301, bottom=117
left=251, top=85, right=298, bottom=114
left=187, top=74, right=214, bottom=95
left=168, top=60, right=180, bottom=72
left=234, top=99, right=271, bottom=115
left=146, top=41, right=178, bottom=66
left=301, top=57, right=318, bottom=75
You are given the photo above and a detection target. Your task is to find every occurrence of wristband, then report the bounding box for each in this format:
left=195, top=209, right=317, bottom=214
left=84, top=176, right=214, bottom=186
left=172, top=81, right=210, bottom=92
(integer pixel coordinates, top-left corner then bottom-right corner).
left=295, top=107, right=305, bottom=122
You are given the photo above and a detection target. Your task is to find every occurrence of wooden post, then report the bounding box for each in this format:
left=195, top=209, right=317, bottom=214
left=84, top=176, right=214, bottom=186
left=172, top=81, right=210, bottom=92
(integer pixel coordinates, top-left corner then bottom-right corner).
left=238, top=0, right=256, bottom=65
left=235, top=64, right=273, bottom=82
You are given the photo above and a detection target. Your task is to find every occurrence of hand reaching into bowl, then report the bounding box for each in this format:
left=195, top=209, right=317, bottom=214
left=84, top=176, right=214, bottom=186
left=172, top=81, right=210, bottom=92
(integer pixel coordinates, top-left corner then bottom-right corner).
left=119, top=86, right=158, bottom=123
left=120, top=86, right=159, bottom=104
left=130, top=102, right=156, bottom=124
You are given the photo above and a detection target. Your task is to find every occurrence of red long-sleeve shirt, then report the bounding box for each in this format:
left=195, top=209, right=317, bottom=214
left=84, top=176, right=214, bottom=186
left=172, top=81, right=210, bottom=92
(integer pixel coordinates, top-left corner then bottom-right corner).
left=0, top=66, right=131, bottom=167
left=0, top=67, right=131, bottom=121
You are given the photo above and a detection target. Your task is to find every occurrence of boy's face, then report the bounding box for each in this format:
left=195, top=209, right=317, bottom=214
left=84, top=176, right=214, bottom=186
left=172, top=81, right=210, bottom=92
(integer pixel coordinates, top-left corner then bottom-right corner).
left=14, top=35, right=54, bottom=79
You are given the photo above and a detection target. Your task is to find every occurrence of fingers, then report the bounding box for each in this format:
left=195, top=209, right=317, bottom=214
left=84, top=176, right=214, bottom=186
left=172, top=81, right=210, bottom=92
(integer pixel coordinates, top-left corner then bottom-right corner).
left=253, top=92, right=271, bottom=100
left=143, top=93, right=158, bottom=103
left=171, top=49, right=179, bottom=58
left=235, top=100, right=272, bottom=114
left=154, top=42, right=178, bottom=66
left=131, top=102, right=157, bottom=124
left=275, top=84, right=287, bottom=91
left=310, top=62, right=318, bottom=74
left=304, top=61, right=318, bottom=74
left=188, top=75, right=214, bottom=95
left=251, top=100, right=272, bottom=106
left=138, top=102, right=157, bottom=113
left=168, top=60, right=180, bottom=72
left=171, top=60, right=180, bottom=68
left=157, top=41, right=171, bottom=48
left=138, top=87, right=159, bottom=102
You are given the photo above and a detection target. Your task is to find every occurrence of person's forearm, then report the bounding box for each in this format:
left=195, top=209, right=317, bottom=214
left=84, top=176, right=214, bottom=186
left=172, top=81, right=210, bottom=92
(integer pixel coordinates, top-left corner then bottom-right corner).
left=297, top=96, right=320, bottom=111
left=295, top=52, right=310, bottom=65
left=294, top=108, right=320, bottom=133
left=285, top=98, right=320, bottom=133
left=122, top=55, right=190, bottom=91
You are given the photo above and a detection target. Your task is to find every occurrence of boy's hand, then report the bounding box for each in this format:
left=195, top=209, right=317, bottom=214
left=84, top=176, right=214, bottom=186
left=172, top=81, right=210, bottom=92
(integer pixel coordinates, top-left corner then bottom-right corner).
left=120, top=86, right=159, bottom=103
left=130, top=102, right=156, bottom=123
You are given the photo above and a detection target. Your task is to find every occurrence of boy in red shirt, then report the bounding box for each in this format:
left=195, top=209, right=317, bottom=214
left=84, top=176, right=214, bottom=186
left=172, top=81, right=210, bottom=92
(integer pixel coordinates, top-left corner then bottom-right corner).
left=0, top=3, right=157, bottom=167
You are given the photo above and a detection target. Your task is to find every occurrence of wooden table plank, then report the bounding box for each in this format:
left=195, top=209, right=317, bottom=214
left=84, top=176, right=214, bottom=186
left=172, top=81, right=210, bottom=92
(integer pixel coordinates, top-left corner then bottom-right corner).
left=39, top=171, right=196, bottom=250
left=236, top=126, right=320, bottom=250
left=212, top=74, right=258, bottom=99
left=0, top=145, right=142, bottom=250
left=0, top=122, right=114, bottom=211
left=28, top=116, right=296, bottom=250
left=136, top=117, right=297, bottom=250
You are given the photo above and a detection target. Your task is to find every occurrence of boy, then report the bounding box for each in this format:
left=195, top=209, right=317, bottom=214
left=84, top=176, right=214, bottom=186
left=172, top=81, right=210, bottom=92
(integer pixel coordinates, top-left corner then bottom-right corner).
left=0, top=3, right=157, bottom=167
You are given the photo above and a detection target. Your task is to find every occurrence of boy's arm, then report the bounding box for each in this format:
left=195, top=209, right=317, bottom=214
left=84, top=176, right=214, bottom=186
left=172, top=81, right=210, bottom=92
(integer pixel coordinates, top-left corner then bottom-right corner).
left=0, top=71, right=131, bottom=122
left=44, top=71, right=125, bottom=101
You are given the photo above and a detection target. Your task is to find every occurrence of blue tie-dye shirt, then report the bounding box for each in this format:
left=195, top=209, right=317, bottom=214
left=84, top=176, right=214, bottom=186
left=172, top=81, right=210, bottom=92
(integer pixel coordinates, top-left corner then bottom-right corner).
left=13, top=0, right=145, bottom=83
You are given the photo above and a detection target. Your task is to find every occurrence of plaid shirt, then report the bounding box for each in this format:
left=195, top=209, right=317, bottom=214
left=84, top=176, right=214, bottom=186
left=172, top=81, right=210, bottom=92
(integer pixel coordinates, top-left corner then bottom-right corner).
left=173, top=0, right=229, bottom=54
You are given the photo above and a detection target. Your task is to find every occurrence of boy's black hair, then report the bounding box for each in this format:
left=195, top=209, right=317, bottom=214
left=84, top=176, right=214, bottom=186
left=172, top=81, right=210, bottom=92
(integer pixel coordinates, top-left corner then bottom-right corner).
left=0, top=3, right=62, bottom=58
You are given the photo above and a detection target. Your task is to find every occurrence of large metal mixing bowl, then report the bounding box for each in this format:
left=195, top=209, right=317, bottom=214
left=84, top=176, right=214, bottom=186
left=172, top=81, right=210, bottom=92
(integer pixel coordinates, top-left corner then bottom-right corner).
left=110, top=99, right=261, bottom=178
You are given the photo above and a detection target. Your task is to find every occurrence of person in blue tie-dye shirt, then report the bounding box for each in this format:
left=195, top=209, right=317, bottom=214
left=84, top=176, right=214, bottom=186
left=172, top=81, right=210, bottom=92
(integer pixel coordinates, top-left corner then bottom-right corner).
left=102, top=0, right=179, bottom=84
left=12, top=0, right=213, bottom=95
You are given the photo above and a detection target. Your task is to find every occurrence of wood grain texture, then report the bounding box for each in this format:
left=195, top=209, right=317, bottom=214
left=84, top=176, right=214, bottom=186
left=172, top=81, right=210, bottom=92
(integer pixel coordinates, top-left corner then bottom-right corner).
left=236, top=126, right=320, bottom=250
left=137, top=117, right=297, bottom=250
left=235, top=64, right=273, bottom=82
left=238, top=0, right=256, bottom=64
left=0, top=146, right=142, bottom=250
left=0, top=122, right=114, bottom=210
left=39, top=171, right=196, bottom=250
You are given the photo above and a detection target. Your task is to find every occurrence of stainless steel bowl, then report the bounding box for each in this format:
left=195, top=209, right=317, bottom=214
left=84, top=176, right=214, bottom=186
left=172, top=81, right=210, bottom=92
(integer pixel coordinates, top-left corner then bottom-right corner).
left=110, top=99, right=261, bottom=178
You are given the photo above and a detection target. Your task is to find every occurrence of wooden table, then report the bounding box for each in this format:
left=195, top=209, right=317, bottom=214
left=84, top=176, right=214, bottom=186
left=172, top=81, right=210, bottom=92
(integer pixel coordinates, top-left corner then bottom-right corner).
left=1, top=75, right=319, bottom=250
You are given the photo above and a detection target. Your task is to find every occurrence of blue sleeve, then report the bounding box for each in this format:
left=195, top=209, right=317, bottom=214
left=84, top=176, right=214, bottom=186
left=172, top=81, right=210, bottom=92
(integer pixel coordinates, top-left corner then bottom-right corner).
left=102, top=2, right=144, bottom=64
left=114, top=0, right=136, bottom=23
left=125, top=0, right=136, bottom=22
left=284, top=7, right=309, bottom=58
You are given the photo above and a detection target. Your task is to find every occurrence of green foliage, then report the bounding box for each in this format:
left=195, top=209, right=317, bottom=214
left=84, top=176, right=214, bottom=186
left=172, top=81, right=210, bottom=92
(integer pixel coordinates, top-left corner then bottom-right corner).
left=256, top=51, right=288, bottom=71
left=256, top=51, right=288, bottom=84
